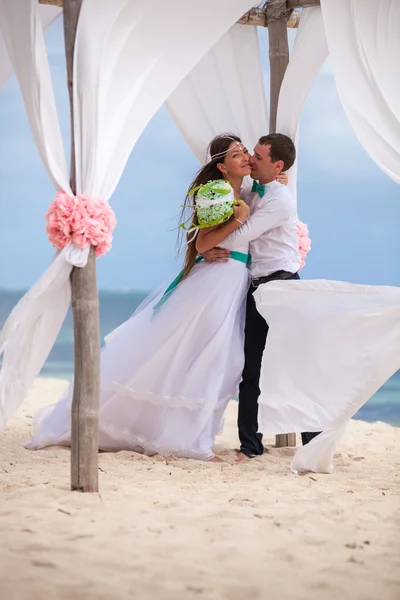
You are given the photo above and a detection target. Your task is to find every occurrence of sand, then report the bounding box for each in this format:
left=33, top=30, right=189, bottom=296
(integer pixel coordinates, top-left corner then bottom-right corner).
left=0, top=378, right=399, bottom=600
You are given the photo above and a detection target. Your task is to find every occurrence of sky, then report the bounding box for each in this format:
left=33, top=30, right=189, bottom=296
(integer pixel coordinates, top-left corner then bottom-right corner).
left=0, top=19, right=399, bottom=293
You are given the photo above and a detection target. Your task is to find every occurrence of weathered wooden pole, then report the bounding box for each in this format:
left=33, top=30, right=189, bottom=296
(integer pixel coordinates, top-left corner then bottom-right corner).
left=267, top=0, right=296, bottom=448
left=267, top=0, right=290, bottom=133
left=63, top=0, right=100, bottom=492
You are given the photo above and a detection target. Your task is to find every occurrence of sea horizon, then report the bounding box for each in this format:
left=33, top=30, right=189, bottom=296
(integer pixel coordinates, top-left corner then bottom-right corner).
left=1, top=288, right=399, bottom=427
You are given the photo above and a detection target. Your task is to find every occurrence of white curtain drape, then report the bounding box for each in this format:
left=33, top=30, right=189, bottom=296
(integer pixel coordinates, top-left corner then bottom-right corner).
left=255, top=280, right=400, bottom=473
left=166, top=7, right=329, bottom=194
left=320, top=0, right=400, bottom=184
left=167, top=24, right=268, bottom=163
left=0, top=0, right=77, bottom=431
left=0, top=3, right=61, bottom=92
left=73, top=0, right=258, bottom=198
left=0, top=0, right=258, bottom=430
left=0, top=1, right=69, bottom=190
left=276, top=7, right=328, bottom=197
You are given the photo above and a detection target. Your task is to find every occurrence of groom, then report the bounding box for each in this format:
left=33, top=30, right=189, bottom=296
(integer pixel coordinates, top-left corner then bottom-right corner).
left=203, top=133, right=320, bottom=459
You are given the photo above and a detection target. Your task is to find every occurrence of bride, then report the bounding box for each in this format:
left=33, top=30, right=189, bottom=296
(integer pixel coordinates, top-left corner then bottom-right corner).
left=26, top=134, right=261, bottom=461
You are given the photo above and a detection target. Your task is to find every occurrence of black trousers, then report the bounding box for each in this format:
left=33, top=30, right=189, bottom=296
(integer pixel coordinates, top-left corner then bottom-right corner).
left=238, top=271, right=320, bottom=457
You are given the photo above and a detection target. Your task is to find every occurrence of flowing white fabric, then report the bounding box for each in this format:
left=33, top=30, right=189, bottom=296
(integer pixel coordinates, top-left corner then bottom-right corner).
left=276, top=7, right=328, bottom=197
left=0, top=0, right=261, bottom=431
left=0, top=4, right=61, bottom=92
left=167, top=24, right=268, bottom=163
left=0, top=0, right=82, bottom=430
left=0, top=1, right=69, bottom=190
left=73, top=0, right=258, bottom=198
left=255, top=279, right=400, bottom=473
left=320, top=0, right=400, bottom=184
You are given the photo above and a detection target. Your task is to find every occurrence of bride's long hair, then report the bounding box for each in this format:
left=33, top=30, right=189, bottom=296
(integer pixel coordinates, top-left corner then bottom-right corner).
left=179, top=133, right=242, bottom=280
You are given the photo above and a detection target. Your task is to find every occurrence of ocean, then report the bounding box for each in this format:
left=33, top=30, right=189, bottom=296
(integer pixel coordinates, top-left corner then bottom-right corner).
left=0, top=289, right=399, bottom=426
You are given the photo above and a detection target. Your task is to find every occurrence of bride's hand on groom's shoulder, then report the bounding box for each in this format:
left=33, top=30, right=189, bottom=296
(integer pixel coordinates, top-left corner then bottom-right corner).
left=277, top=171, right=288, bottom=185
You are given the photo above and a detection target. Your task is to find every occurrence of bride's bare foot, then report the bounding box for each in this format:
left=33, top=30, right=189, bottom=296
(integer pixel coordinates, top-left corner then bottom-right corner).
left=209, top=456, right=224, bottom=463
left=235, top=451, right=251, bottom=463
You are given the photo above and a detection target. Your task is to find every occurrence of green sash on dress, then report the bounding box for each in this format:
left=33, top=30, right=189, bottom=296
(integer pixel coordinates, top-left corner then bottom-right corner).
left=153, top=251, right=251, bottom=313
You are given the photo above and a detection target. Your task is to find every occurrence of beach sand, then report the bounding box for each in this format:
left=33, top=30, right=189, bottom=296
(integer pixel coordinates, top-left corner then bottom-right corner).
left=0, top=378, right=399, bottom=600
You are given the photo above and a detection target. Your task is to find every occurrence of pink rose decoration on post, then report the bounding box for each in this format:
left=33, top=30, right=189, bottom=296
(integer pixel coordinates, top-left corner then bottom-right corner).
left=45, top=192, right=116, bottom=257
left=297, top=220, right=311, bottom=270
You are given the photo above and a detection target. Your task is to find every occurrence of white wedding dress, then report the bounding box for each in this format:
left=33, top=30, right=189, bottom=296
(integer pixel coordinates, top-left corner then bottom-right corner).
left=25, top=241, right=250, bottom=460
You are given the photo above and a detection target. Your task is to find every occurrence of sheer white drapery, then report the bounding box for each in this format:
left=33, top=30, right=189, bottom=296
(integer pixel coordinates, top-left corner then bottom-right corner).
left=320, top=0, right=400, bottom=184
left=0, top=3, right=61, bottom=92
left=166, top=7, right=330, bottom=195
left=0, top=0, right=77, bottom=430
left=167, top=24, right=268, bottom=163
left=0, top=1, right=69, bottom=190
left=0, top=0, right=258, bottom=430
left=255, top=279, right=400, bottom=473
left=276, top=7, right=328, bottom=197
left=72, top=0, right=258, bottom=198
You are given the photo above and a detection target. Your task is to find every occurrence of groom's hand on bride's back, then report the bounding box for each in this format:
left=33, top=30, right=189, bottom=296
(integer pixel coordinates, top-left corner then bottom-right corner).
left=201, top=247, right=230, bottom=263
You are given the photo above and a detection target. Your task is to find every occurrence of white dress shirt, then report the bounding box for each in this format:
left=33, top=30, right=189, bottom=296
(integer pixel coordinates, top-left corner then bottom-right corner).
left=223, top=180, right=301, bottom=278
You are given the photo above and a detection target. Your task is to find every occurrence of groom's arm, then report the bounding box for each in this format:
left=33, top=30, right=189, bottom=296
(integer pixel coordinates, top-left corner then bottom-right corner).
left=220, top=193, right=290, bottom=250
left=200, top=247, right=231, bottom=262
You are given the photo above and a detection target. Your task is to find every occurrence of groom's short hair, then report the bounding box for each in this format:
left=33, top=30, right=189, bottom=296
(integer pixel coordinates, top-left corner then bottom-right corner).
left=258, top=133, right=296, bottom=171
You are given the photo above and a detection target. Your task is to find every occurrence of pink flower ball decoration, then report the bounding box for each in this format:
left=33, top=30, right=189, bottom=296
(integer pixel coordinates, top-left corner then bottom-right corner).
left=297, top=220, right=311, bottom=270
left=45, top=192, right=116, bottom=257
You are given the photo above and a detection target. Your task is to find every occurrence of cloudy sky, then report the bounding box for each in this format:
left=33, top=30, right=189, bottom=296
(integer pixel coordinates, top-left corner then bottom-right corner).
left=0, top=19, right=399, bottom=293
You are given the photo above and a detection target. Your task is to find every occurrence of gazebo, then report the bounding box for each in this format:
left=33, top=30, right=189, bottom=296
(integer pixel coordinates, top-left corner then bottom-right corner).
left=0, top=0, right=398, bottom=492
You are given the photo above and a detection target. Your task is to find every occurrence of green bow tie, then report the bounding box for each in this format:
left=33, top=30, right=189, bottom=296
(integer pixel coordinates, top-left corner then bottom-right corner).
left=251, top=180, right=266, bottom=197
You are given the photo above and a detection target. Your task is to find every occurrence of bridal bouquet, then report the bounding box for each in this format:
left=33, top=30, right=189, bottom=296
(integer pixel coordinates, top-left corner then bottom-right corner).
left=181, top=179, right=238, bottom=238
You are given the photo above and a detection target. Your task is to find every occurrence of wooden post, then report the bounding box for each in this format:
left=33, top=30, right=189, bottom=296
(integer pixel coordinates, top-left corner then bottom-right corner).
left=267, top=0, right=290, bottom=133
left=63, top=0, right=100, bottom=492
left=267, top=0, right=296, bottom=448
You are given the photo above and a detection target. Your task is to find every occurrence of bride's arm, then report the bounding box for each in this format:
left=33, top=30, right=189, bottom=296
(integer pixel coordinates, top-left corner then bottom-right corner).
left=195, top=204, right=250, bottom=254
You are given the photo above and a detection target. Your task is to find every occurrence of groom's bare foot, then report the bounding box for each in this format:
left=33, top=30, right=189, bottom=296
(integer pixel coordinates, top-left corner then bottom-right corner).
left=235, top=451, right=251, bottom=463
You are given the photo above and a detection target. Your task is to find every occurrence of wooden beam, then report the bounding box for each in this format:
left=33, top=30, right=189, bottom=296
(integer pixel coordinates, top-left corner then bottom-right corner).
left=287, top=0, right=320, bottom=8
left=267, top=0, right=296, bottom=449
left=38, top=1, right=306, bottom=28
left=39, top=0, right=63, bottom=6
left=237, top=7, right=267, bottom=27
left=39, top=0, right=321, bottom=8
left=39, top=0, right=321, bottom=5
left=238, top=7, right=301, bottom=28
left=286, top=9, right=301, bottom=28
left=63, top=0, right=100, bottom=493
